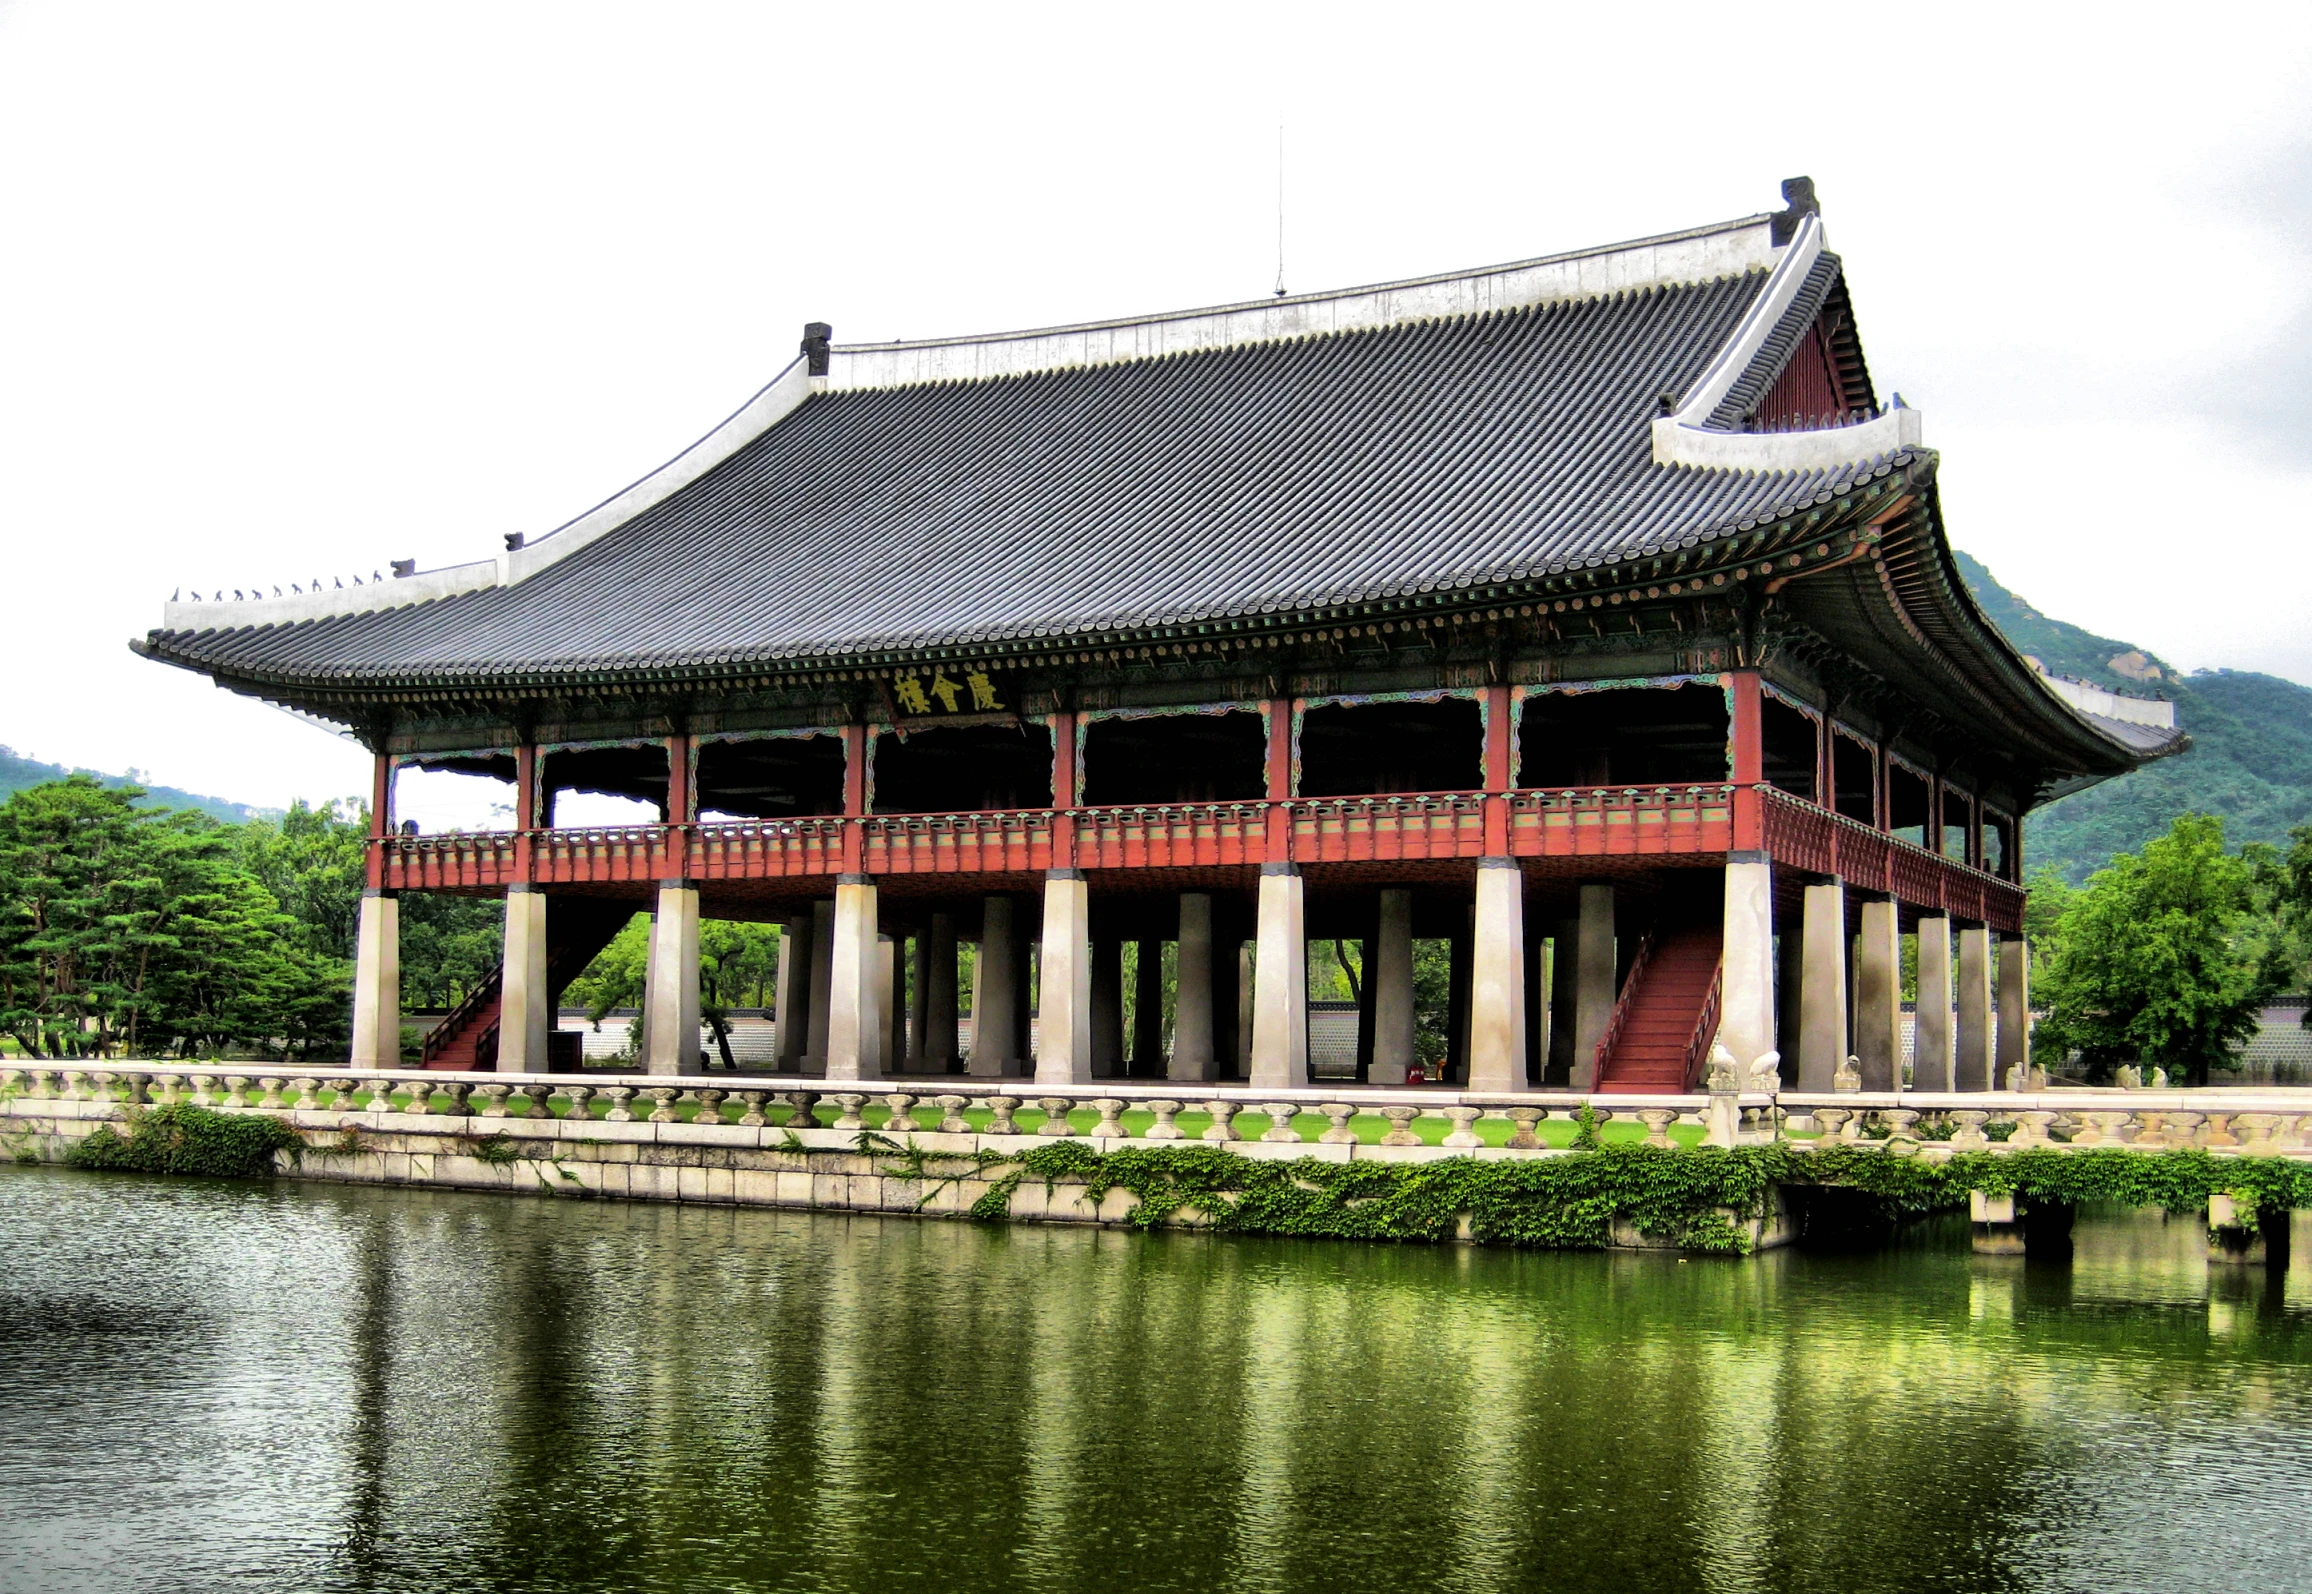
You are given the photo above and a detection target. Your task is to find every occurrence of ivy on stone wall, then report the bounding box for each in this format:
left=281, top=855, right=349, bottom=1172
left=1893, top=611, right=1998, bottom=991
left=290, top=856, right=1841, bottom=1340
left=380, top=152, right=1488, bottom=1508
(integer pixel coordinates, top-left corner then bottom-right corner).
left=890, top=1141, right=2312, bottom=1256
left=67, top=1104, right=302, bottom=1180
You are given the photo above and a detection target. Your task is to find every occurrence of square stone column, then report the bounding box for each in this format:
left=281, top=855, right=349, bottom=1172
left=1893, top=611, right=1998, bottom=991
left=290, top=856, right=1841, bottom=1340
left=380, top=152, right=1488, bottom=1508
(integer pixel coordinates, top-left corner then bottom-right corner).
left=1090, top=933, right=1124, bottom=1077
left=498, top=885, right=552, bottom=1072
left=924, top=913, right=959, bottom=1071
left=643, top=880, right=702, bottom=1076
left=1854, top=897, right=1902, bottom=1091
left=1719, top=855, right=1775, bottom=1075
left=1370, top=887, right=1416, bottom=1085
left=905, top=931, right=929, bottom=1068
left=1546, top=917, right=1580, bottom=1084
left=1131, top=937, right=1166, bottom=1076
left=351, top=889, right=401, bottom=1069
left=1797, top=878, right=1848, bottom=1091
left=1914, top=915, right=1954, bottom=1091
left=1171, top=893, right=1215, bottom=1082
left=875, top=933, right=897, bottom=1072
left=1467, top=860, right=1526, bottom=1092
left=824, top=875, right=881, bottom=1081
left=805, top=897, right=836, bottom=1074
left=1997, top=933, right=2031, bottom=1090
left=1569, top=884, right=1617, bottom=1089
left=968, top=895, right=1019, bottom=1076
left=1956, top=924, right=1993, bottom=1091
left=1249, top=863, right=1308, bottom=1089
left=774, top=917, right=811, bottom=1070
left=1036, top=871, right=1093, bottom=1084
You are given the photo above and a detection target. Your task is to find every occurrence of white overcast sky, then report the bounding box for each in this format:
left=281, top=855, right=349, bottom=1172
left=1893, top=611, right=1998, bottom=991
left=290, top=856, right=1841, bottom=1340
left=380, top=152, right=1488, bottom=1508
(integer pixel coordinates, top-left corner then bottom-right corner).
left=4, top=0, right=2309, bottom=812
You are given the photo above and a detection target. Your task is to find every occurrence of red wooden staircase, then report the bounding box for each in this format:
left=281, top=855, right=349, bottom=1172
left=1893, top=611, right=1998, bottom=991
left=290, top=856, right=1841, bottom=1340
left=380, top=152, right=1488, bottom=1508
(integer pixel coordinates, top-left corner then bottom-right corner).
left=420, top=901, right=633, bottom=1070
left=1593, top=925, right=1723, bottom=1092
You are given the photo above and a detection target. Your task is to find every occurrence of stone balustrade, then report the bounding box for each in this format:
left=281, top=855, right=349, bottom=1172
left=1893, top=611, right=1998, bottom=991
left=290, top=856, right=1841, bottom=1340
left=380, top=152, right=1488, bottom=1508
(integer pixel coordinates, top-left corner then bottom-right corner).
left=7, top=1066, right=2312, bottom=1158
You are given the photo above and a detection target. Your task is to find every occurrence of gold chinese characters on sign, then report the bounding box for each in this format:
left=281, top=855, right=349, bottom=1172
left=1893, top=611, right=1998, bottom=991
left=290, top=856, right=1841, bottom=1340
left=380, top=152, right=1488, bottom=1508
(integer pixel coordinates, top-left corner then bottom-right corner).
left=891, top=668, right=1008, bottom=717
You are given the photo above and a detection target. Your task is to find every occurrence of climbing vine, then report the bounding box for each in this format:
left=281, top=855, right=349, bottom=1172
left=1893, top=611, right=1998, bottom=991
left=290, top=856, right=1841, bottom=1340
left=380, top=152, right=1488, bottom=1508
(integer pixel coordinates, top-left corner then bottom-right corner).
left=67, top=1105, right=303, bottom=1180
left=871, top=1140, right=2312, bottom=1256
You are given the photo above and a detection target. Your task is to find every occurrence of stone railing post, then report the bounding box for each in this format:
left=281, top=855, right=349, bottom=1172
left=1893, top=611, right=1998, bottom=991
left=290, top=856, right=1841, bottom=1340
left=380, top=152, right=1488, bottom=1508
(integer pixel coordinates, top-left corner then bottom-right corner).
left=1089, top=1098, right=1128, bottom=1139
left=474, top=1084, right=514, bottom=1119
left=985, top=1096, right=1022, bottom=1135
left=562, top=1084, right=595, bottom=1123
left=1503, top=1107, right=1545, bottom=1150
left=599, top=1086, right=639, bottom=1123
left=828, top=1093, right=869, bottom=1131
left=1378, top=1105, right=1422, bottom=1147
left=735, top=1090, right=772, bottom=1127
left=934, top=1094, right=972, bottom=1134
left=1260, top=1103, right=1303, bottom=1144
left=1035, top=1097, right=1078, bottom=1136
left=881, top=1092, right=919, bottom=1132
left=1319, top=1103, right=1361, bottom=1145
left=1144, top=1099, right=1185, bottom=1140
left=1200, top=1100, right=1241, bottom=1142
left=1442, top=1106, right=1483, bottom=1148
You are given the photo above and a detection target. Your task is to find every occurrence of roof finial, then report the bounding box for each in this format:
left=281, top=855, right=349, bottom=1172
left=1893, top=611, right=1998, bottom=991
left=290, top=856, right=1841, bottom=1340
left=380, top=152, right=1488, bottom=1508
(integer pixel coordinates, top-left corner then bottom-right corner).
left=801, top=322, right=833, bottom=377
left=1770, top=176, right=1820, bottom=246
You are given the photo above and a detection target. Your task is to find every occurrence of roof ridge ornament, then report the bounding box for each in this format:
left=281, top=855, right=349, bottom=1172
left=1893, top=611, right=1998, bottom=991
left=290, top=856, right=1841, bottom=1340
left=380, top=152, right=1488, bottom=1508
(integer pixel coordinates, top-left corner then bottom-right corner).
left=1769, top=176, right=1820, bottom=248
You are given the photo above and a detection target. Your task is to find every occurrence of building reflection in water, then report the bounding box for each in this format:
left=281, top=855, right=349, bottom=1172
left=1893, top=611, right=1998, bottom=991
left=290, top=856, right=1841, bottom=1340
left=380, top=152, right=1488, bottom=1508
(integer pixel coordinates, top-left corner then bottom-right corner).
left=2, top=1168, right=2309, bottom=1594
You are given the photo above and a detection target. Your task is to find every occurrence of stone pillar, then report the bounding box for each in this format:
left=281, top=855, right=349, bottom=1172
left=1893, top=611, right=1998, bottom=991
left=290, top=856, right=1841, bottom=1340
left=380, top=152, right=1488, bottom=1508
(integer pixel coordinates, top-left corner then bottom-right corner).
left=1719, top=855, right=1775, bottom=1076
left=1797, top=879, right=1848, bottom=1092
left=1172, top=893, right=1215, bottom=1082
left=1131, top=936, right=1165, bottom=1076
left=1914, top=915, right=1954, bottom=1092
left=643, top=880, right=702, bottom=1076
left=1775, top=923, right=1803, bottom=1078
left=1546, top=917, right=1579, bottom=1085
left=1445, top=914, right=1472, bottom=1085
left=351, top=888, right=401, bottom=1069
left=1250, top=864, right=1308, bottom=1089
left=1036, top=871, right=1092, bottom=1085
left=823, top=876, right=881, bottom=1081
left=1235, top=942, right=1255, bottom=1078
left=1370, top=887, right=1416, bottom=1085
left=1467, top=860, right=1526, bottom=1092
left=1854, top=897, right=1901, bottom=1092
left=1956, top=924, right=1993, bottom=1091
left=497, top=885, right=553, bottom=1072
left=906, top=931, right=930, bottom=1068
left=1997, top=934, right=2031, bottom=1090
left=1569, top=884, right=1617, bottom=1089
left=875, top=933, right=897, bottom=1072
left=1090, top=933, right=1124, bottom=1077
left=968, top=895, right=1018, bottom=1076
left=774, top=917, right=811, bottom=1070
left=925, top=912, right=958, bottom=1071
left=805, top=897, right=836, bottom=1074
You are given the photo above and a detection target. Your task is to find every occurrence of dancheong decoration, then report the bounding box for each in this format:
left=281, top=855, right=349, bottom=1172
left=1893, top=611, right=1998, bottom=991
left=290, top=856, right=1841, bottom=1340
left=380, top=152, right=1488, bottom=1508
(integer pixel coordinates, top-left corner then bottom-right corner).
left=890, top=668, right=1008, bottom=717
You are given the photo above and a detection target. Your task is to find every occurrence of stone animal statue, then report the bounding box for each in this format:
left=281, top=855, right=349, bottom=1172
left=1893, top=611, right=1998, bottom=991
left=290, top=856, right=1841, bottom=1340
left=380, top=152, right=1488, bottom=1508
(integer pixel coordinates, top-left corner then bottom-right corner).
left=1706, top=1043, right=1742, bottom=1093
left=1834, top=1054, right=1862, bottom=1093
left=1748, top=1050, right=1782, bottom=1092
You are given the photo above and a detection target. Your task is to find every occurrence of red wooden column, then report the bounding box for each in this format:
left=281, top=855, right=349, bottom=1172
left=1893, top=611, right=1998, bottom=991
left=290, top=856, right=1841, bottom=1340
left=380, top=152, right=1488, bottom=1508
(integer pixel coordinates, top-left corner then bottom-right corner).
left=666, top=733, right=695, bottom=878
left=1729, top=672, right=1763, bottom=851
left=1481, top=682, right=1513, bottom=854
left=839, top=724, right=867, bottom=874
left=512, top=743, right=538, bottom=883
left=1049, top=710, right=1078, bottom=868
left=366, top=752, right=392, bottom=889
left=1263, top=699, right=1294, bottom=863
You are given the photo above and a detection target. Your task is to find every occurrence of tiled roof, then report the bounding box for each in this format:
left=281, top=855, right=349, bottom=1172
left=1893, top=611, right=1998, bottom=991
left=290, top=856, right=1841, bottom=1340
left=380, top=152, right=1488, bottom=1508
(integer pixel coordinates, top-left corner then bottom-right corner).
left=142, top=261, right=1902, bottom=689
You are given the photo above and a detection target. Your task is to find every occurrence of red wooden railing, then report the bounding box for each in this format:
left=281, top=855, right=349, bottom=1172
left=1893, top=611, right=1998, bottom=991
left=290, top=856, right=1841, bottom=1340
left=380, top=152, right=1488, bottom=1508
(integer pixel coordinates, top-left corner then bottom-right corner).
left=1756, top=786, right=2023, bottom=930
left=1681, top=967, right=1723, bottom=1091
left=375, top=784, right=2024, bottom=930
left=1590, top=927, right=1656, bottom=1082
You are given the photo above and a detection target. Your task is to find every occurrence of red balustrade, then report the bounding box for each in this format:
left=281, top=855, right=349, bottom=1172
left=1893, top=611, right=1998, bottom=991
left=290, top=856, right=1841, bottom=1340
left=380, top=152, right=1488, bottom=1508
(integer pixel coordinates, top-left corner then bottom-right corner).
left=373, top=784, right=2024, bottom=930
left=1507, top=785, right=1734, bottom=856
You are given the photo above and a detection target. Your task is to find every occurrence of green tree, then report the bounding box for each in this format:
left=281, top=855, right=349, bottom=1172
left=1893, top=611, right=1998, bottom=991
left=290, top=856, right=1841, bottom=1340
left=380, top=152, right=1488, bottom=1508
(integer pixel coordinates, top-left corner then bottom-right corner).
left=2032, top=814, right=2274, bottom=1085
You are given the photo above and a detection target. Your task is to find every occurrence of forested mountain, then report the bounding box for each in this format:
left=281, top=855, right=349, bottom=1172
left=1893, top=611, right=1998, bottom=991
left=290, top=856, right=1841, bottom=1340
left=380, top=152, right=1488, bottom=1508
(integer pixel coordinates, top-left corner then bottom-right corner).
left=0, top=745, right=266, bottom=825
left=1952, top=552, right=2312, bottom=881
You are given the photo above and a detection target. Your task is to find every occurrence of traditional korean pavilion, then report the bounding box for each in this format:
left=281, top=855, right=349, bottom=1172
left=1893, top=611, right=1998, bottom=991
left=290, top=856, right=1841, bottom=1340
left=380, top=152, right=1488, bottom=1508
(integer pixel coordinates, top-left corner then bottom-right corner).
left=138, top=179, right=2183, bottom=1094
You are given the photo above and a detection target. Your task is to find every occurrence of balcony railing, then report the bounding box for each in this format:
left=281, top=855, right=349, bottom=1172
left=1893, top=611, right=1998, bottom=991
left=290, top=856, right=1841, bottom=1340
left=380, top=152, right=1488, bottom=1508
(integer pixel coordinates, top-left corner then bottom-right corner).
left=376, top=783, right=2023, bottom=927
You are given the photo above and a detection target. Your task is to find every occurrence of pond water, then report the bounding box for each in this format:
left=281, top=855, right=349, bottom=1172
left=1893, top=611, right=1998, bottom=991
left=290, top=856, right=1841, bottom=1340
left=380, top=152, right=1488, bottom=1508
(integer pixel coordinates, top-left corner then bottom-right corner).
left=3, top=1165, right=2309, bottom=1594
